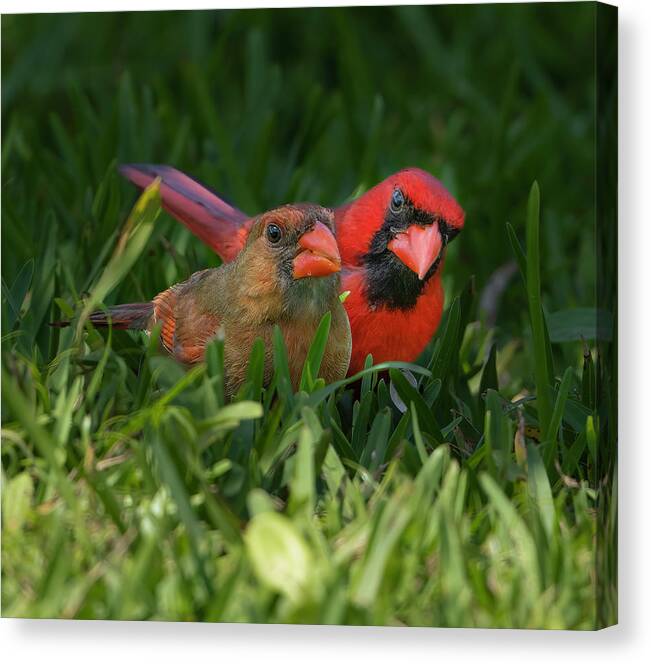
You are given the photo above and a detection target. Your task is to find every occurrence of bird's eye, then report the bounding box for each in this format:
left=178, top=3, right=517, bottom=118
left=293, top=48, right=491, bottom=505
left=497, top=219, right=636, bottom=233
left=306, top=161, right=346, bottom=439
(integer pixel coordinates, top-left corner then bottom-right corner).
left=266, top=223, right=282, bottom=244
left=390, top=188, right=405, bottom=213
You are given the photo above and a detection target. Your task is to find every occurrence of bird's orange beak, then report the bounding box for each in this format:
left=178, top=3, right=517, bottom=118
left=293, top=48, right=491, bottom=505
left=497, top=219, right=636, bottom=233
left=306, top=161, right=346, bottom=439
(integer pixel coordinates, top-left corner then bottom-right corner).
left=387, top=223, right=443, bottom=280
left=293, top=221, right=341, bottom=279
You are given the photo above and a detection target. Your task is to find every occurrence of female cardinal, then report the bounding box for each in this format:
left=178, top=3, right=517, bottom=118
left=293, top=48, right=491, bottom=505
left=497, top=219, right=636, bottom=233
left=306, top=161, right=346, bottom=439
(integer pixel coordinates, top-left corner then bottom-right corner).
left=120, top=165, right=465, bottom=375
left=63, top=204, right=351, bottom=398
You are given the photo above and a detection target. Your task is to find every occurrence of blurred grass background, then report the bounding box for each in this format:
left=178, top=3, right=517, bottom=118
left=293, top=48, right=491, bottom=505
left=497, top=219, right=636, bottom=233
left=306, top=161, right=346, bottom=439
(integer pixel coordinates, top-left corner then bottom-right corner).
left=1, top=3, right=616, bottom=627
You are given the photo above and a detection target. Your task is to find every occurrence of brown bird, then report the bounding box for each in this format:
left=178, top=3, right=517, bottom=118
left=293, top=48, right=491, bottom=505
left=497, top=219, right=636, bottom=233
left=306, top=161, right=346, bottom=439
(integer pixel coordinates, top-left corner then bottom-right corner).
left=75, top=204, right=351, bottom=398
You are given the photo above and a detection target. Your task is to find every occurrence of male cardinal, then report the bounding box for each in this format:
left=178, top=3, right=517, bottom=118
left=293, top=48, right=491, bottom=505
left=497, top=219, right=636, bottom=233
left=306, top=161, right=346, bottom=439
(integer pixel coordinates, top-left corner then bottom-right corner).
left=59, top=204, right=351, bottom=397
left=120, top=165, right=465, bottom=375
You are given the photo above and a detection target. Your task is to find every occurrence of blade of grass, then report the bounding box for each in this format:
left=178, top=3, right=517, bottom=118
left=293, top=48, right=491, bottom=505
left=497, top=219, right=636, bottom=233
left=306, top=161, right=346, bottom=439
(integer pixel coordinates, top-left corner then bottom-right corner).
left=76, top=179, right=161, bottom=338
left=525, top=182, right=552, bottom=440
left=545, top=366, right=573, bottom=467
left=299, top=311, right=331, bottom=393
left=526, top=442, right=556, bottom=540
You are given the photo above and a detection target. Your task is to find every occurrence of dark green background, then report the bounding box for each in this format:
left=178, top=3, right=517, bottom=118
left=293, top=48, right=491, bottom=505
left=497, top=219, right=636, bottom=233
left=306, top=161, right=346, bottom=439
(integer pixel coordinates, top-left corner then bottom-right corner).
left=2, top=3, right=597, bottom=342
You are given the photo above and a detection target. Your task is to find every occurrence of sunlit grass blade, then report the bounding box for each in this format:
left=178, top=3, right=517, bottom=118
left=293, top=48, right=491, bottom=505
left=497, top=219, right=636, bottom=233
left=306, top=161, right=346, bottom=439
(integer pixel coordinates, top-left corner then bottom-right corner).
left=479, top=473, right=542, bottom=600
left=76, top=178, right=161, bottom=338
left=146, top=424, right=213, bottom=594
left=350, top=484, right=412, bottom=608
left=1, top=365, right=78, bottom=511
left=288, top=420, right=317, bottom=517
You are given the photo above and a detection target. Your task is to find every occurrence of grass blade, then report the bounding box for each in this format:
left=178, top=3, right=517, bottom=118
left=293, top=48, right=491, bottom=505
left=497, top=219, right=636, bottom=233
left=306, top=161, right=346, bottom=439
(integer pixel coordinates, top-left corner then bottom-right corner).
left=299, top=311, right=331, bottom=393
left=525, top=182, right=552, bottom=440
left=76, top=179, right=161, bottom=338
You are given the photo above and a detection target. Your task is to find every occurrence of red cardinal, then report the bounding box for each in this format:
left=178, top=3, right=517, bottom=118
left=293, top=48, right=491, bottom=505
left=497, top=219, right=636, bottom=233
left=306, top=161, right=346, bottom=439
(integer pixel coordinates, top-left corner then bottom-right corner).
left=56, top=204, right=351, bottom=398
left=120, top=165, right=465, bottom=375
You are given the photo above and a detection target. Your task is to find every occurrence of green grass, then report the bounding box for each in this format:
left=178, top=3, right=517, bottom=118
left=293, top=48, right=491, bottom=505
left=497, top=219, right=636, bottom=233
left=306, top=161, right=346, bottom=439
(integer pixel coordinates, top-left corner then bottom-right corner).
left=1, top=4, right=616, bottom=627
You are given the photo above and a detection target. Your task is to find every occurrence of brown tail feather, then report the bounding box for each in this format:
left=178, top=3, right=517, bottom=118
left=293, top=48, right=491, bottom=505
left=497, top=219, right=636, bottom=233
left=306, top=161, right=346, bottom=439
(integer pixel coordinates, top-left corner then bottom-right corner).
left=52, top=302, right=154, bottom=329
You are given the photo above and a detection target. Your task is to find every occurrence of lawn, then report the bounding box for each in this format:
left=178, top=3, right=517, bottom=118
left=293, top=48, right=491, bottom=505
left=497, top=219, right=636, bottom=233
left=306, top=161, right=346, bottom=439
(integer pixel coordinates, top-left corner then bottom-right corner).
left=1, top=4, right=617, bottom=628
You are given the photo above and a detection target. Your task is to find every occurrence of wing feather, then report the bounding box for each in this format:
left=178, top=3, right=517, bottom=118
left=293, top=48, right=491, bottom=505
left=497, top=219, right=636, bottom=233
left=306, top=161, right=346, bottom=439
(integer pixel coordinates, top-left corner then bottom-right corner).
left=152, top=279, right=222, bottom=364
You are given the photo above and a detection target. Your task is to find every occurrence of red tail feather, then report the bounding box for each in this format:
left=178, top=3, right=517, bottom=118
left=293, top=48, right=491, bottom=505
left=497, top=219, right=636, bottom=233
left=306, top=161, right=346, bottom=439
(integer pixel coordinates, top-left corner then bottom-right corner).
left=119, top=164, right=252, bottom=262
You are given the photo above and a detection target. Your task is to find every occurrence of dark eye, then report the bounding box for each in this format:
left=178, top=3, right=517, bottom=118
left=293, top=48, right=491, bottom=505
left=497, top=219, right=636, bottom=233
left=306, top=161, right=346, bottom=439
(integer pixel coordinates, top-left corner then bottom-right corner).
left=266, top=223, right=282, bottom=244
left=390, top=188, right=405, bottom=213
